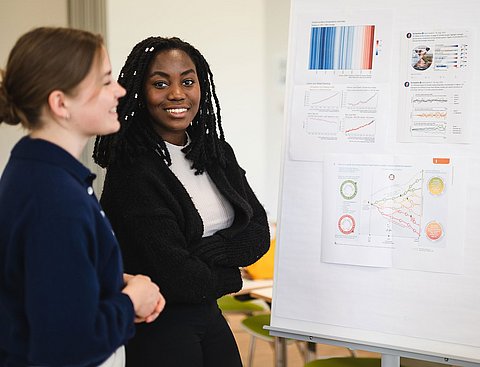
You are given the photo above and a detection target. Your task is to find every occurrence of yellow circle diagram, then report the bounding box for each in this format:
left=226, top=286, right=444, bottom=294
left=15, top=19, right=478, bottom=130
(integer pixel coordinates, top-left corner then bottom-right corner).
left=427, top=176, right=445, bottom=196
left=425, top=221, right=443, bottom=241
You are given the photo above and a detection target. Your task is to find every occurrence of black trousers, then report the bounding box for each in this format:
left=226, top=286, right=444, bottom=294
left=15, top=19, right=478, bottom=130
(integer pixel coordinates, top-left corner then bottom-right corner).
left=125, top=300, right=243, bottom=367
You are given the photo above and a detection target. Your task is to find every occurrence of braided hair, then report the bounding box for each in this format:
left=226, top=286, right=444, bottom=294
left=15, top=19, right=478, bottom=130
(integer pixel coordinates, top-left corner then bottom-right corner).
left=93, top=36, right=225, bottom=174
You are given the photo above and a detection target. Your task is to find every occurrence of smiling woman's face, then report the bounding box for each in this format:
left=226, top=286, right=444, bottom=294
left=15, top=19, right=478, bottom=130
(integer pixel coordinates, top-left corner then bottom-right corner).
left=144, top=49, right=200, bottom=145
left=64, top=46, right=126, bottom=138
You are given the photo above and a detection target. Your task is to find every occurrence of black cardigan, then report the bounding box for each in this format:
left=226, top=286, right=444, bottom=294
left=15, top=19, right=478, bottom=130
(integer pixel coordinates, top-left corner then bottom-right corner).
left=100, top=142, right=270, bottom=305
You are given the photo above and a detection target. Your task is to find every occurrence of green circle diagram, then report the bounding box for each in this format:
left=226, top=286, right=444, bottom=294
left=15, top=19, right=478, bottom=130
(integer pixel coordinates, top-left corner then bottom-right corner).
left=340, top=180, right=358, bottom=200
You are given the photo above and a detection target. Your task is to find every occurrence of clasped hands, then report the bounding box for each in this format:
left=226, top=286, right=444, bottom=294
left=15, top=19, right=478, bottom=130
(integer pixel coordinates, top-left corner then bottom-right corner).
left=122, top=273, right=166, bottom=323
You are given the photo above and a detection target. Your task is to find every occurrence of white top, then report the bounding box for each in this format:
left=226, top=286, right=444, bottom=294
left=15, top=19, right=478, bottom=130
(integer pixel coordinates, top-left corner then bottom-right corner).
left=165, top=139, right=234, bottom=237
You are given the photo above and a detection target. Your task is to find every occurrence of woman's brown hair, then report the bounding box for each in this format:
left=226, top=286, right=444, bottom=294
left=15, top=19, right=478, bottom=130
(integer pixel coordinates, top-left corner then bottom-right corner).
left=0, top=27, right=103, bottom=128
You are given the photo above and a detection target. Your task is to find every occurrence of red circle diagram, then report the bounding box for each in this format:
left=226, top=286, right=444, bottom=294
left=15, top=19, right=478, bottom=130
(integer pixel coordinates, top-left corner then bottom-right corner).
left=338, top=214, right=356, bottom=235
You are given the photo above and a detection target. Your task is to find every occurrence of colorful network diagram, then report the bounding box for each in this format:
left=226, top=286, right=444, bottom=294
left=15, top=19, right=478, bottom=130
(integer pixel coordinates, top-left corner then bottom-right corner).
left=333, top=163, right=449, bottom=247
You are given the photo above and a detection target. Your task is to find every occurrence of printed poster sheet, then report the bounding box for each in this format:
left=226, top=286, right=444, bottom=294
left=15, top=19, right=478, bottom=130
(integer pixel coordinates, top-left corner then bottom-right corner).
left=397, top=30, right=473, bottom=144
left=288, top=10, right=393, bottom=162
left=321, top=154, right=467, bottom=274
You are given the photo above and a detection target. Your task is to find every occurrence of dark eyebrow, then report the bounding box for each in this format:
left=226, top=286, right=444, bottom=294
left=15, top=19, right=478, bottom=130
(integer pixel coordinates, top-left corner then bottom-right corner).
left=148, top=69, right=196, bottom=78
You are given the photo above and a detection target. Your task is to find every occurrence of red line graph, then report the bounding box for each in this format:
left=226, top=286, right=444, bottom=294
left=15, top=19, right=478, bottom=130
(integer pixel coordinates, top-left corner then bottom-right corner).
left=345, top=119, right=375, bottom=133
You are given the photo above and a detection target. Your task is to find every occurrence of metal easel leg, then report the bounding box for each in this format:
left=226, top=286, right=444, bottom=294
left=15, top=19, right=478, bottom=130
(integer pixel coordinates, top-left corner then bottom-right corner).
left=274, top=336, right=287, bottom=367
left=382, top=354, right=400, bottom=367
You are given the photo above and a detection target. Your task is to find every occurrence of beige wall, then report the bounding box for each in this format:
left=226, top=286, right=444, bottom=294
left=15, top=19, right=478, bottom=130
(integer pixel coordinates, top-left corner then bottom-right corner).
left=107, top=0, right=272, bottom=212
left=0, top=0, right=290, bottom=219
left=265, top=0, right=290, bottom=219
left=0, top=0, right=68, bottom=175
left=106, top=0, right=290, bottom=219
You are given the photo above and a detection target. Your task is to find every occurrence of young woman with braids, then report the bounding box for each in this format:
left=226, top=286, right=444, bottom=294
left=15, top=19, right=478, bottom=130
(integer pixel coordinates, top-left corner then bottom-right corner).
left=93, top=36, right=270, bottom=366
left=0, top=27, right=165, bottom=367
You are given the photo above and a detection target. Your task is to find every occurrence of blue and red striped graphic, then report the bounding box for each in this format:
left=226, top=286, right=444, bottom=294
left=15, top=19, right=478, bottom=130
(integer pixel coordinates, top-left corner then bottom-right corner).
left=309, top=25, right=375, bottom=70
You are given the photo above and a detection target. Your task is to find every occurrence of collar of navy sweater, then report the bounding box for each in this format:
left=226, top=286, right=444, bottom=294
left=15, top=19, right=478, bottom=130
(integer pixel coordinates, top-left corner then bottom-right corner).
left=12, top=136, right=96, bottom=187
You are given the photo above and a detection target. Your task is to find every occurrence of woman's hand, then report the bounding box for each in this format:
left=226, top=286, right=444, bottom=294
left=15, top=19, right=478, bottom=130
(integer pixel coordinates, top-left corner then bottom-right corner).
left=122, top=273, right=165, bottom=323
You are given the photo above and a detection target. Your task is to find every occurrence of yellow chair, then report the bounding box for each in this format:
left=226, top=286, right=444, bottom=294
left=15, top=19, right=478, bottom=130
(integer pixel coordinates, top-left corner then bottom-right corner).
left=244, top=236, right=276, bottom=280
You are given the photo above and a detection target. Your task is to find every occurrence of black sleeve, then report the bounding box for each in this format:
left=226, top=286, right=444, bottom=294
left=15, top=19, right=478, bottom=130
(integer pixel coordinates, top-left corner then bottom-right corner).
left=190, top=142, right=270, bottom=267
left=101, top=163, right=241, bottom=304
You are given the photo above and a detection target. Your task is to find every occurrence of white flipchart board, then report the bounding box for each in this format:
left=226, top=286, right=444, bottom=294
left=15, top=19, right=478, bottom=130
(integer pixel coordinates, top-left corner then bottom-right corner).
left=270, top=0, right=480, bottom=365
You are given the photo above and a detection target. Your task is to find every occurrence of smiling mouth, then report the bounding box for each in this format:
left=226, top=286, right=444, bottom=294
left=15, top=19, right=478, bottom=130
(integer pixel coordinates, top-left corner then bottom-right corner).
left=165, top=108, right=188, bottom=114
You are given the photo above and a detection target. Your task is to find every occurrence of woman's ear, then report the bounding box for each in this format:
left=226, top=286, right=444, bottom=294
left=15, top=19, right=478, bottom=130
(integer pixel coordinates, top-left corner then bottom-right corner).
left=47, top=90, right=70, bottom=120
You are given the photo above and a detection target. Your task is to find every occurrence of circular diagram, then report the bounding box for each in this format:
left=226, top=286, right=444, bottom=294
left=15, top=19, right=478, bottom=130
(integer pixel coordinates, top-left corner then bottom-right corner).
left=340, top=180, right=358, bottom=200
left=425, top=221, right=443, bottom=241
left=427, top=176, right=445, bottom=196
left=338, top=214, right=356, bottom=235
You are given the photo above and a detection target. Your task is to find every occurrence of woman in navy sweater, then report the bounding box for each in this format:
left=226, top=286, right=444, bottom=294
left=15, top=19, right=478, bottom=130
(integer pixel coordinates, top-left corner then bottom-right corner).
left=0, top=27, right=165, bottom=367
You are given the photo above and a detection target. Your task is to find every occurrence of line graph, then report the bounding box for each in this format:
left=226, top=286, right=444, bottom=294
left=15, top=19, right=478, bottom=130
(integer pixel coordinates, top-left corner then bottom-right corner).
left=345, top=119, right=375, bottom=134
left=305, top=114, right=340, bottom=134
left=407, top=93, right=452, bottom=138
left=367, top=170, right=423, bottom=239
left=294, top=85, right=380, bottom=145
left=343, top=91, right=378, bottom=110
left=410, top=122, right=447, bottom=137
left=411, top=96, right=448, bottom=104
left=306, top=89, right=342, bottom=110
left=412, top=111, right=448, bottom=119
left=347, top=93, right=378, bottom=107
left=311, top=92, right=341, bottom=105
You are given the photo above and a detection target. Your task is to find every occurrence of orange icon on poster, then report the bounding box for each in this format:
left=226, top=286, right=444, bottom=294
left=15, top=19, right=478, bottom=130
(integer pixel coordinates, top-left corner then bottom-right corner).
left=425, top=221, right=443, bottom=241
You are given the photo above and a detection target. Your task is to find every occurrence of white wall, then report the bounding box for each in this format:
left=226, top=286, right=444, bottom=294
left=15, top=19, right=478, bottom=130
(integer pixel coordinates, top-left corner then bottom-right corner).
left=0, top=0, right=291, bottom=220
left=106, top=0, right=280, bottom=217
left=0, top=0, right=68, bottom=174
left=265, top=0, right=290, bottom=219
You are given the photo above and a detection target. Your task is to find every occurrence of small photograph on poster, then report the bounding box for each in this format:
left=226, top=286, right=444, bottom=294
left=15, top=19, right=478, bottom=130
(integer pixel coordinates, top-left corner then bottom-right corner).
left=411, top=45, right=433, bottom=71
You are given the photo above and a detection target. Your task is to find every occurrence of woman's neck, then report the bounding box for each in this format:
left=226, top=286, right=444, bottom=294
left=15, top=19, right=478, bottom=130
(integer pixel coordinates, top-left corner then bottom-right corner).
left=29, top=124, right=89, bottom=159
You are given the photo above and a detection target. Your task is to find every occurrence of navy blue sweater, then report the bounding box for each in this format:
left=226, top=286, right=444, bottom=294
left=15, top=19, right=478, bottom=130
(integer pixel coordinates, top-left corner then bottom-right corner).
left=0, top=137, right=135, bottom=367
